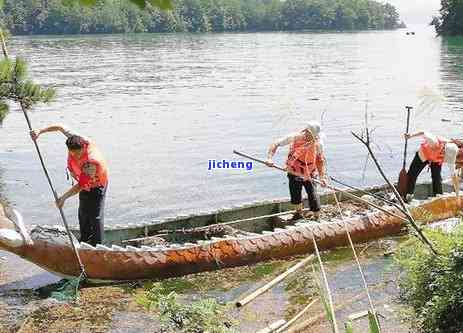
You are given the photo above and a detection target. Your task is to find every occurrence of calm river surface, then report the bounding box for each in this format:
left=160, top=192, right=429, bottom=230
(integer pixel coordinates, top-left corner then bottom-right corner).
left=1, top=24, right=463, bottom=228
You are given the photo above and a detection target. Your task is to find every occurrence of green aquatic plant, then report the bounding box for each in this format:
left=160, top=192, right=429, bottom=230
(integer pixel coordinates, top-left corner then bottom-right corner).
left=343, top=311, right=381, bottom=333
left=138, top=282, right=237, bottom=333
left=395, top=224, right=463, bottom=332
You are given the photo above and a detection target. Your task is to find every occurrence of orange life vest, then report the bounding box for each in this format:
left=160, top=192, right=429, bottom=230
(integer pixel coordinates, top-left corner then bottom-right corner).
left=67, top=139, right=108, bottom=191
left=286, top=137, right=320, bottom=178
left=420, top=138, right=445, bottom=165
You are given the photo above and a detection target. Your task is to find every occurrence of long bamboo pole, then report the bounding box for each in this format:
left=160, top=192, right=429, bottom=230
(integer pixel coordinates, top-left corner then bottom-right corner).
left=329, top=183, right=381, bottom=331
left=0, top=30, right=8, bottom=58
left=275, top=298, right=319, bottom=333
left=329, top=176, right=405, bottom=213
left=235, top=254, right=315, bottom=308
left=233, top=151, right=409, bottom=223
left=0, top=29, right=86, bottom=277
left=257, top=320, right=287, bottom=333
left=311, top=236, right=339, bottom=332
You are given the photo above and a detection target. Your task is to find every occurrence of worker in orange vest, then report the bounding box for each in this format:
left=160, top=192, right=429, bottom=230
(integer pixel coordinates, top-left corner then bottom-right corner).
left=404, top=131, right=460, bottom=203
left=30, top=125, right=108, bottom=246
left=266, top=121, right=327, bottom=221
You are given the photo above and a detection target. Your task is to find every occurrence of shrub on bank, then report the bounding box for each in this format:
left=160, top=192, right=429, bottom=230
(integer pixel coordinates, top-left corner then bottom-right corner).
left=395, top=224, right=463, bottom=333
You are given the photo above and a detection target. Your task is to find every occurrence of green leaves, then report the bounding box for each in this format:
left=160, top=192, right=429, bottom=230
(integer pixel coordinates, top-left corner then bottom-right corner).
left=129, top=0, right=147, bottom=8
left=4, top=0, right=401, bottom=34
left=312, top=267, right=338, bottom=333
left=78, top=0, right=98, bottom=6
left=60, top=0, right=173, bottom=10
left=435, top=0, right=463, bottom=35
left=344, top=321, right=354, bottom=333
left=13, top=57, right=27, bottom=82
left=343, top=311, right=381, bottom=333
left=137, top=282, right=236, bottom=332
left=120, top=0, right=174, bottom=10
left=0, top=59, right=13, bottom=82
left=147, top=0, right=173, bottom=10
left=396, top=224, right=463, bottom=331
left=0, top=101, right=8, bottom=124
left=0, top=58, right=55, bottom=111
left=368, top=312, right=381, bottom=333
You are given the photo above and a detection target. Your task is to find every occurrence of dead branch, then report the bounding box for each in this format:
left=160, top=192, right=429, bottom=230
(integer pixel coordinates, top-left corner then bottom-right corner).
left=351, top=130, right=438, bottom=255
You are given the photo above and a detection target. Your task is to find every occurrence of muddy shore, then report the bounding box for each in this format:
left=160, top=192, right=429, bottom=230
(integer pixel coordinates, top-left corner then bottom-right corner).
left=0, top=238, right=414, bottom=333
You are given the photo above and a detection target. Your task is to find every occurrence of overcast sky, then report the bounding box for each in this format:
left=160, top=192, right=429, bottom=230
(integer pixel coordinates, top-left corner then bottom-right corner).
left=387, top=0, right=441, bottom=24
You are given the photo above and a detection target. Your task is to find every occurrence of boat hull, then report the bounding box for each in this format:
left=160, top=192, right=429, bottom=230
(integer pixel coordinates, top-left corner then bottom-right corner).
left=5, top=194, right=460, bottom=281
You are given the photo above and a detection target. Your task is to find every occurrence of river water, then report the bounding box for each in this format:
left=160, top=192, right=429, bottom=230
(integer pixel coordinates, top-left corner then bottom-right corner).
left=1, top=25, right=463, bottom=228
left=1, top=25, right=462, bottom=331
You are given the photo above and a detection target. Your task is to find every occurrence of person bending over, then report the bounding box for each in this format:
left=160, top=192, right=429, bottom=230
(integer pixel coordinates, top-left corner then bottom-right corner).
left=266, top=121, right=327, bottom=221
left=404, top=131, right=460, bottom=203
left=31, top=125, right=108, bottom=246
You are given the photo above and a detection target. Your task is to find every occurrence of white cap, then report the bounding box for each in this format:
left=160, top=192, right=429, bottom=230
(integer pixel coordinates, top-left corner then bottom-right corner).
left=304, top=121, right=321, bottom=138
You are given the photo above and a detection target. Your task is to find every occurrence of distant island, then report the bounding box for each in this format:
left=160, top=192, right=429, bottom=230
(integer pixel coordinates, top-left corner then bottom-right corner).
left=1, top=0, right=404, bottom=35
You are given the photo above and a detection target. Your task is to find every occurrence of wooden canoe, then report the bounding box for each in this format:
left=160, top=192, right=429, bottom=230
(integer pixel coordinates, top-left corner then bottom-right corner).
left=0, top=182, right=460, bottom=282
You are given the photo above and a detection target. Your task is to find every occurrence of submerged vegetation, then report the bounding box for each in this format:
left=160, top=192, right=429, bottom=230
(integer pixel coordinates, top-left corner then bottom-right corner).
left=396, top=225, right=463, bottom=333
left=1, top=0, right=402, bottom=35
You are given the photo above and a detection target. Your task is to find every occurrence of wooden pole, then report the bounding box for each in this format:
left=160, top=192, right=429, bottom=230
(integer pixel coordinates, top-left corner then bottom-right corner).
left=329, top=176, right=405, bottom=213
left=311, top=236, right=339, bottom=332
left=285, top=292, right=367, bottom=333
left=329, top=183, right=381, bottom=331
left=275, top=298, right=319, bottom=332
left=256, top=320, right=287, bottom=333
left=233, top=151, right=409, bottom=223
left=0, top=29, right=86, bottom=277
left=236, top=254, right=315, bottom=308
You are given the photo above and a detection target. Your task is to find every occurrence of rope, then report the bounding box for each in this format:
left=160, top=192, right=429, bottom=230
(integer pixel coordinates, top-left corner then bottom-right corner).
left=0, top=31, right=86, bottom=279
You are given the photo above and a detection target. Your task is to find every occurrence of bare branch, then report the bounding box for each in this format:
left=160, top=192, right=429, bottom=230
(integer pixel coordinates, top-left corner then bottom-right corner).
left=352, top=130, right=439, bottom=255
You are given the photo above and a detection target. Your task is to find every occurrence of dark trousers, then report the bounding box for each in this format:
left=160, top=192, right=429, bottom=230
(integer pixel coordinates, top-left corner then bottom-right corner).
left=288, top=174, right=321, bottom=211
left=78, top=186, right=106, bottom=246
left=407, top=152, right=442, bottom=196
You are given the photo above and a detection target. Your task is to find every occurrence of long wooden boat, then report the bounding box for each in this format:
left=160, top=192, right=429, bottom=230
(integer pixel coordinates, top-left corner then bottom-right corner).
left=0, top=182, right=460, bottom=282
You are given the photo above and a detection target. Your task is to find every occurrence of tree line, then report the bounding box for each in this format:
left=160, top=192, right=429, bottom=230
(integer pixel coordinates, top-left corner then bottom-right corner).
left=433, top=0, right=463, bottom=36
left=0, top=0, right=402, bottom=35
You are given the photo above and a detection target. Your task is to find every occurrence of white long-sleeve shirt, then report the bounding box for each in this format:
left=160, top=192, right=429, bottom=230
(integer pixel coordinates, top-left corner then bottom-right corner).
left=273, top=132, right=324, bottom=154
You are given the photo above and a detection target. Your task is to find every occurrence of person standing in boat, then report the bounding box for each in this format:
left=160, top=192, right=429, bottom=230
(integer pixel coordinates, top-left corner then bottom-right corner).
left=265, top=121, right=327, bottom=221
left=404, top=131, right=460, bottom=203
left=30, top=125, right=108, bottom=246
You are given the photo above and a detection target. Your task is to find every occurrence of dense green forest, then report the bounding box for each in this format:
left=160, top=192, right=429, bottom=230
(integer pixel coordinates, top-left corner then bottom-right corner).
left=433, top=0, right=463, bottom=36
left=0, top=0, right=402, bottom=34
